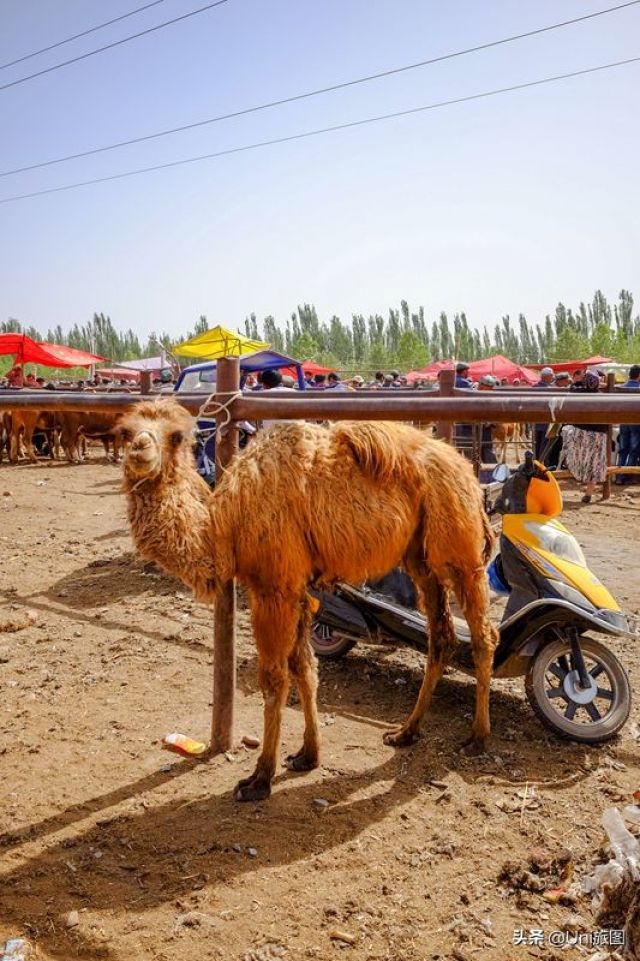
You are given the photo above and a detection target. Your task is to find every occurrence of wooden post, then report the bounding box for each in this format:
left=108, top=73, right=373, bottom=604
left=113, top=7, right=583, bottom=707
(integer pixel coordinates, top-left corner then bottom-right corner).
left=140, top=370, right=152, bottom=395
left=603, top=372, right=615, bottom=500
left=211, top=356, right=240, bottom=754
left=436, top=369, right=455, bottom=443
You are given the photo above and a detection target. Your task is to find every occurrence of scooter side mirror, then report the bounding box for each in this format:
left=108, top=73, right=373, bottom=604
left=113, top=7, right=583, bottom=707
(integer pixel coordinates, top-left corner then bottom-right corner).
left=492, top=464, right=510, bottom=484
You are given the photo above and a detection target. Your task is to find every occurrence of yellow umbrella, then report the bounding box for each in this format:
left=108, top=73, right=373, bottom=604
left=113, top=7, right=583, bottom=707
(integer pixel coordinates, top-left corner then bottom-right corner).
left=174, top=325, right=268, bottom=359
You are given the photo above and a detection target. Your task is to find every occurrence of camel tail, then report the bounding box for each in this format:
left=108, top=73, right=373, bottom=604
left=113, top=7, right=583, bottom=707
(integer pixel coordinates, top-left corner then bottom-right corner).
left=482, top=509, right=495, bottom=565
left=334, top=422, right=402, bottom=482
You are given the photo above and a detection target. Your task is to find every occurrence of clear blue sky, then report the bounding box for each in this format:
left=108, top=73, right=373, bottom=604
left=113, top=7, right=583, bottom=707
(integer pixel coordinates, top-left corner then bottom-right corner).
left=1, top=0, right=639, bottom=340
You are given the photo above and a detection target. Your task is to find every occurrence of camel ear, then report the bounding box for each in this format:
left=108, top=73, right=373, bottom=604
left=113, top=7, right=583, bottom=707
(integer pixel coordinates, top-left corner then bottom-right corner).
left=169, top=429, right=184, bottom=448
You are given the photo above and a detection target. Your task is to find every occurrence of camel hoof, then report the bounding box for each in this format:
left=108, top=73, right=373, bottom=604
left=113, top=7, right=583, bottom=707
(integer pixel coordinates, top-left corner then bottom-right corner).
left=460, top=736, right=487, bottom=757
left=383, top=726, right=418, bottom=748
left=233, top=775, right=271, bottom=802
left=285, top=748, right=319, bottom=772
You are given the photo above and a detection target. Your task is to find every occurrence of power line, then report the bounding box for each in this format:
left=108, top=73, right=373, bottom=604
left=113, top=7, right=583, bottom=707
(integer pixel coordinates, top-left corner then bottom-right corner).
left=0, top=0, right=229, bottom=93
left=2, top=54, right=638, bottom=205
left=0, top=0, right=171, bottom=72
left=1, top=0, right=639, bottom=176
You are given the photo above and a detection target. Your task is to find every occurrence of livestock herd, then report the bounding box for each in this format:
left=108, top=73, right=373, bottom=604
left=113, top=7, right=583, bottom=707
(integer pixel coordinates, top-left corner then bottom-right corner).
left=0, top=410, right=121, bottom=464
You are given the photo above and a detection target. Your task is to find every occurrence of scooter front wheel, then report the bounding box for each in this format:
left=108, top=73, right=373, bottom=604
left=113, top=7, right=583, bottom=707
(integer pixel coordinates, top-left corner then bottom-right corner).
left=525, top=636, right=631, bottom=744
left=311, top=621, right=356, bottom=660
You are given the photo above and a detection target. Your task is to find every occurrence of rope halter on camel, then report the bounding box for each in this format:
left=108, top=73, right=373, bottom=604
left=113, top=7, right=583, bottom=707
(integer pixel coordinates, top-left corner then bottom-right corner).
left=197, top=390, right=244, bottom=437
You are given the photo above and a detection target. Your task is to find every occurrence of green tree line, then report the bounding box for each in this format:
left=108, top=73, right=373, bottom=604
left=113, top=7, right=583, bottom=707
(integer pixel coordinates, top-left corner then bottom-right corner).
left=2, top=290, right=640, bottom=375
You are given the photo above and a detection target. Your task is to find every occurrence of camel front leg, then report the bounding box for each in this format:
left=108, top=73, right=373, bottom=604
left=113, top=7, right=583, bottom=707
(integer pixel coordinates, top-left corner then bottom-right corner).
left=285, top=598, right=320, bottom=772
left=384, top=571, right=456, bottom=747
left=234, top=594, right=298, bottom=802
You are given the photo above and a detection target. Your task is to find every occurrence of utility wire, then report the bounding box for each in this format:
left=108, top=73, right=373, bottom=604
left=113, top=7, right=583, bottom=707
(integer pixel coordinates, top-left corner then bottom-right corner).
left=0, top=0, right=171, bottom=72
left=0, top=0, right=229, bottom=93
left=1, top=0, right=639, bottom=176
left=2, top=54, right=638, bottom=205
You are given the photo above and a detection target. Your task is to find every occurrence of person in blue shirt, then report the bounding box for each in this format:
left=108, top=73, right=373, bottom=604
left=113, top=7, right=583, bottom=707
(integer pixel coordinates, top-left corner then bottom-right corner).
left=454, top=362, right=474, bottom=458
left=615, top=364, right=640, bottom=484
left=532, top=367, right=554, bottom=459
left=326, top=372, right=349, bottom=390
left=455, top=361, right=474, bottom=389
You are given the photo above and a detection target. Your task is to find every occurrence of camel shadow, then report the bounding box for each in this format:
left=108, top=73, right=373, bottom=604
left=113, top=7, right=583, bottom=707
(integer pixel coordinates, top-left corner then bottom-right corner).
left=236, top=643, right=597, bottom=788
left=0, top=752, right=428, bottom=960
left=93, top=528, right=130, bottom=542
left=0, top=760, right=198, bottom=850
left=0, top=555, right=202, bottom=652
left=45, top=554, right=187, bottom=609
left=0, top=626, right=599, bottom=958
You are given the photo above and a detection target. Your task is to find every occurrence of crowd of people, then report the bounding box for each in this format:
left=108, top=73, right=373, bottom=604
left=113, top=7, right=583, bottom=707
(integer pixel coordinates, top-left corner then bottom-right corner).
left=519, top=363, right=640, bottom=502
left=377, top=359, right=640, bottom=501
left=0, top=364, right=169, bottom=391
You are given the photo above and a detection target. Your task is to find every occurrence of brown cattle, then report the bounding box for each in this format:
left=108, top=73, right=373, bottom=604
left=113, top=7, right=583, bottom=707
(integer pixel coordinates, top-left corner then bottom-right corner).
left=58, top=412, right=121, bottom=463
left=491, top=422, right=527, bottom=464
left=0, top=412, right=10, bottom=463
left=4, top=411, right=59, bottom=463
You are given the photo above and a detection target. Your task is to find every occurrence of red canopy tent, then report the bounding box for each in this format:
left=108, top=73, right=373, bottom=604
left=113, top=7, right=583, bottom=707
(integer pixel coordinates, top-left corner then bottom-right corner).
left=0, top=333, right=104, bottom=368
left=467, top=354, right=538, bottom=384
left=94, top=367, right=140, bottom=382
left=281, top=359, right=334, bottom=379
left=405, top=359, right=452, bottom=381
left=527, top=355, right=612, bottom=373
left=406, top=355, right=537, bottom=385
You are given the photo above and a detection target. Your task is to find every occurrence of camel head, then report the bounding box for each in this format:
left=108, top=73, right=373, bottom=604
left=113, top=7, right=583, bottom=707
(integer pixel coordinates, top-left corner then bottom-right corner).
left=118, top=399, right=196, bottom=487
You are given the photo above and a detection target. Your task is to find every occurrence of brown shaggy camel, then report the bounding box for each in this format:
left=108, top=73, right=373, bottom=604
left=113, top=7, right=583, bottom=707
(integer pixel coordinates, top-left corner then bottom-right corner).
left=119, top=399, right=498, bottom=801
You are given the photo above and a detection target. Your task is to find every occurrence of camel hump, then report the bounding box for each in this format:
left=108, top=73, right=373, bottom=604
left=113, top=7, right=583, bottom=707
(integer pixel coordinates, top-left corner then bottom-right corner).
left=333, top=422, right=407, bottom=482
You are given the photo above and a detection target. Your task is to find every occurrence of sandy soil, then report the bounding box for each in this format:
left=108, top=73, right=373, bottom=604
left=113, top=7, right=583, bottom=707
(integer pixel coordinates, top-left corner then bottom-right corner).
left=0, top=452, right=638, bottom=961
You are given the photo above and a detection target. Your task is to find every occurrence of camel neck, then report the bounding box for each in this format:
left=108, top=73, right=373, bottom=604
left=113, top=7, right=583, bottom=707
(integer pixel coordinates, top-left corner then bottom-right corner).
left=125, top=471, right=219, bottom=603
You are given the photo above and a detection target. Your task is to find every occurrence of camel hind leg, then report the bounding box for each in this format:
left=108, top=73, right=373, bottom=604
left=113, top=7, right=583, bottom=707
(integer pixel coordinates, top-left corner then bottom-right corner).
left=234, top=591, right=299, bottom=802
left=23, top=427, right=37, bottom=464
left=383, top=569, right=457, bottom=747
left=450, top=566, right=499, bottom=753
left=285, top=596, right=320, bottom=772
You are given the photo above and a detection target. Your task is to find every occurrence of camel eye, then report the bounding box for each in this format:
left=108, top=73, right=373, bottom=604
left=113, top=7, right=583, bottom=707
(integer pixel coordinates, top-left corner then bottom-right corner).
left=170, top=430, right=183, bottom=447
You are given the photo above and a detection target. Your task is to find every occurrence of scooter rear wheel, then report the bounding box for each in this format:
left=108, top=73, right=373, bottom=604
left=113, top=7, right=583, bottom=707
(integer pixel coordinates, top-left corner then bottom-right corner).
left=311, top=621, right=356, bottom=660
left=525, top=636, right=631, bottom=744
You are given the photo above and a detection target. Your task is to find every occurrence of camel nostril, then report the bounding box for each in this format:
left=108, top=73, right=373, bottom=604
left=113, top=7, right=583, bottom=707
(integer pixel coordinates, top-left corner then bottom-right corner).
left=132, top=431, right=154, bottom=451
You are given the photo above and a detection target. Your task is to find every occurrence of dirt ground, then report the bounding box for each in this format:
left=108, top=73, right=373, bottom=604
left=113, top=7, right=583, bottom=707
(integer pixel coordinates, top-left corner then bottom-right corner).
left=0, top=451, right=638, bottom=961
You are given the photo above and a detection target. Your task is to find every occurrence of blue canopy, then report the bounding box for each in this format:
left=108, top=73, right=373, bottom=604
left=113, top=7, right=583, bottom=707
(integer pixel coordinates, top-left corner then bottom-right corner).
left=175, top=349, right=306, bottom=392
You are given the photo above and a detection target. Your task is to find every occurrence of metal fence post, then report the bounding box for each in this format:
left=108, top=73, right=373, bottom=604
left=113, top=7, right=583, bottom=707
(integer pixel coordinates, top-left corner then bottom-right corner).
left=603, top=372, right=615, bottom=500
left=211, top=356, right=240, bottom=753
left=436, top=369, right=454, bottom=442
